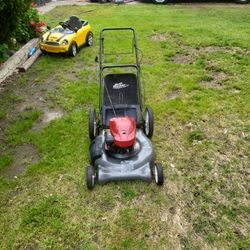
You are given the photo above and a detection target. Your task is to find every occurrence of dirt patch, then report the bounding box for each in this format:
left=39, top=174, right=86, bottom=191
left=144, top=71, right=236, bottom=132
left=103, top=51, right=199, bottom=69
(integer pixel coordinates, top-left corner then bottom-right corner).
left=33, top=109, right=63, bottom=130
left=64, top=70, right=79, bottom=82
left=192, top=46, right=222, bottom=55
left=11, top=73, right=63, bottom=130
left=200, top=71, right=227, bottom=89
left=0, top=65, right=64, bottom=157
left=168, top=31, right=183, bottom=38
left=182, top=45, right=250, bottom=58
left=3, top=72, right=60, bottom=116
left=16, top=94, right=48, bottom=113
left=169, top=45, right=243, bottom=65
left=42, top=110, right=63, bottom=123
left=200, top=80, right=223, bottom=89
left=151, top=33, right=168, bottom=41
left=166, top=89, right=180, bottom=100
left=171, top=54, right=192, bottom=64
left=206, top=60, right=217, bottom=68
left=0, top=72, right=20, bottom=92
left=169, top=45, right=250, bottom=67
left=2, top=144, right=40, bottom=178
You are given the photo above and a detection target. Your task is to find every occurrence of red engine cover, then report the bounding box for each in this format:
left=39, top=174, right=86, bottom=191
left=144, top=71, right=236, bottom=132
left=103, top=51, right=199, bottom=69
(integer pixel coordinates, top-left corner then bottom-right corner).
left=109, top=116, right=136, bottom=148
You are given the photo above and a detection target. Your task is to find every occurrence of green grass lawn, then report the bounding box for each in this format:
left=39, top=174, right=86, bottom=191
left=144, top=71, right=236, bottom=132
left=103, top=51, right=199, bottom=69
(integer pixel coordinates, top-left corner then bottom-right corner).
left=0, top=3, right=250, bottom=249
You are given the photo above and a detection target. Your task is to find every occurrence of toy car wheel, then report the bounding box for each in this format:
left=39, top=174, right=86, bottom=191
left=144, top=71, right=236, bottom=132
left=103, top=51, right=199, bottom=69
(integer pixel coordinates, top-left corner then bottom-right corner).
left=154, top=163, right=164, bottom=186
left=89, top=108, right=97, bottom=140
left=86, top=165, right=95, bottom=189
left=86, top=32, right=93, bottom=46
left=40, top=49, right=48, bottom=55
left=68, top=42, right=77, bottom=57
left=144, top=107, right=154, bottom=138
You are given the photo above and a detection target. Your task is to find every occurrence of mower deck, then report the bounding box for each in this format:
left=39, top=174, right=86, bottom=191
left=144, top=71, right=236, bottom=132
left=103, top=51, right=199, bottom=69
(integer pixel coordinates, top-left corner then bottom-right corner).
left=91, top=129, right=154, bottom=185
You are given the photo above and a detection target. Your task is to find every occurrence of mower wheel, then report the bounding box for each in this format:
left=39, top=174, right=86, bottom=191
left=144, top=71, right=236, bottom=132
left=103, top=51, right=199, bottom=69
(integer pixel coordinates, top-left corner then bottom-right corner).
left=144, top=107, right=154, bottom=138
left=86, top=165, right=95, bottom=189
left=89, top=108, right=97, bottom=140
left=154, top=163, right=164, bottom=186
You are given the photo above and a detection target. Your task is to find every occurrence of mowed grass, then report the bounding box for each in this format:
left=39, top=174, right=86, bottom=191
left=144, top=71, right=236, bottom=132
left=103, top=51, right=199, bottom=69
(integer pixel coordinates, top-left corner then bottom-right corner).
left=0, top=3, right=250, bottom=249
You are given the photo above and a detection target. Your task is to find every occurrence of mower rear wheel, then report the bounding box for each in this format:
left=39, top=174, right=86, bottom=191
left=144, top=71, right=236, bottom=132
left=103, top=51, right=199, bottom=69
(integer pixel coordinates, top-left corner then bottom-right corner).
left=154, top=163, right=164, bottom=186
left=89, top=108, right=97, bottom=140
left=86, top=165, right=95, bottom=189
left=144, top=107, right=154, bottom=138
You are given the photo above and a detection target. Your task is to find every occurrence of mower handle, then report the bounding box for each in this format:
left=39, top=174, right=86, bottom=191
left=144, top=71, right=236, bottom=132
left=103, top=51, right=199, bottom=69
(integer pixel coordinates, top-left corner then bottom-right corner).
left=98, top=27, right=142, bottom=118
left=102, top=64, right=139, bottom=70
left=99, top=27, right=139, bottom=67
left=100, top=27, right=136, bottom=32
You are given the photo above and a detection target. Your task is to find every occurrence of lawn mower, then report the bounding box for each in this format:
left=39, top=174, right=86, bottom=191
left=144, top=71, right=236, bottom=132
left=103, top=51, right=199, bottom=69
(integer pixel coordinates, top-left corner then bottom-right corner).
left=87, top=28, right=164, bottom=189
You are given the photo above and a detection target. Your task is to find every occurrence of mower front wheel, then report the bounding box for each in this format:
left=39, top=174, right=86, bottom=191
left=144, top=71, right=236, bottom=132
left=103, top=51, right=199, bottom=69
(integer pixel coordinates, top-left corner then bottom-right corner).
left=144, top=107, right=154, bottom=138
left=89, top=108, right=97, bottom=140
left=154, top=163, right=164, bottom=186
left=86, top=165, right=95, bottom=189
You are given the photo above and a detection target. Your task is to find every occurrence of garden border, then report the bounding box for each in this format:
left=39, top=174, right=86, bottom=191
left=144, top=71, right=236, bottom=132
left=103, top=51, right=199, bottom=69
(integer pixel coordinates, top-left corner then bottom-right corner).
left=0, top=38, right=39, bottom=86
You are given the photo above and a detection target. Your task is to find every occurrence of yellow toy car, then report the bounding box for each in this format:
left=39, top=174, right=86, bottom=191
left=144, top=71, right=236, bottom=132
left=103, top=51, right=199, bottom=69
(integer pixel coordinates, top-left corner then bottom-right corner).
left=39, top=16, right=93, bottom=57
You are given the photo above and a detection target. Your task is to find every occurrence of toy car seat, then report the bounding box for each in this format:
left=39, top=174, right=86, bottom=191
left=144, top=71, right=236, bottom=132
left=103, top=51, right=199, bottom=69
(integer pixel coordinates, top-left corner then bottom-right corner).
left=68, top=16, right=82, bottom=31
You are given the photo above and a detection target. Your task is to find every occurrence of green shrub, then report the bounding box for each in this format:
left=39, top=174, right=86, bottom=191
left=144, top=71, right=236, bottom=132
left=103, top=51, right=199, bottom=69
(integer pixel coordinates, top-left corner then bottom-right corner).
left=15, top=6, right=40, bottom=42
left=0, top=0, right=45, bottom=44
left=0, top=0, right=33, bottom=43
left=0, top=43, right=9, bottom=62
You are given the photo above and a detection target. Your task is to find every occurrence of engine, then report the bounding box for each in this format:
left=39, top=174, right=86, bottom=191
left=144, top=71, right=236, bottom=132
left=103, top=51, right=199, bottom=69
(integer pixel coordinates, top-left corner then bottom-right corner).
left=105, top=116, right=139, bottom=158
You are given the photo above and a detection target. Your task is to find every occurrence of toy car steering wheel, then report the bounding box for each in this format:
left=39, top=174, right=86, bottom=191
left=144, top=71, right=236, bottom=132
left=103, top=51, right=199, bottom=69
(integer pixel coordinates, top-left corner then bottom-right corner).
left=59, top=21, right=69, bottom=29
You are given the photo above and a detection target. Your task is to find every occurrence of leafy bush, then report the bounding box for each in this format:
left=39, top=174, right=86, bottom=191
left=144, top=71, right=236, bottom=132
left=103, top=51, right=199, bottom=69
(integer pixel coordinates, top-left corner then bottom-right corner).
left=0, top=0, right=33, bottom=43
left=0, top=43, right=9, bottom=62
left=15, top=6, right=40, bottom=42
left=0, top=0, right=46, bottom=44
